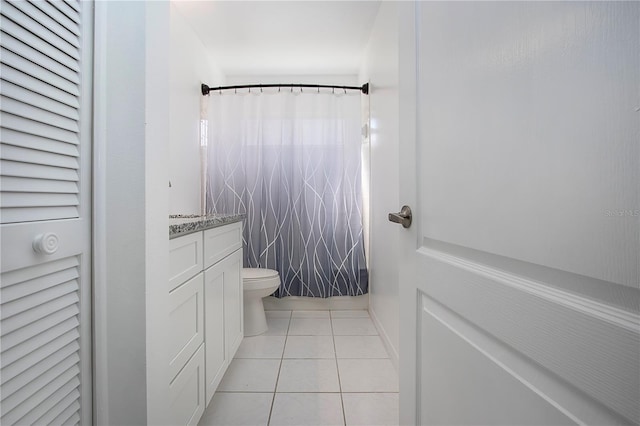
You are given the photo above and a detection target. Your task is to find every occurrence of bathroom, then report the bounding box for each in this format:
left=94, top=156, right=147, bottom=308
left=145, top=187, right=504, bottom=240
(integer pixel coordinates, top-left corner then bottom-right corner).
left=0, top=1, right=637, bottom=425
left=165, top=1, right=640, bottom=424
left=167, top=2, right=399, bottom=424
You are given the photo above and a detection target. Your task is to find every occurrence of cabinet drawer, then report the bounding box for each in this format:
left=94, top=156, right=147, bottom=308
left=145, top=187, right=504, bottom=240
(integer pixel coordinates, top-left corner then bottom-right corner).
left=169, top=273, right=204, bottom=381
left=169, top=344, right=205, bottom=426
left=169, top=232, right=203, bottom=291
left=204, top=222, right=242, bottom=269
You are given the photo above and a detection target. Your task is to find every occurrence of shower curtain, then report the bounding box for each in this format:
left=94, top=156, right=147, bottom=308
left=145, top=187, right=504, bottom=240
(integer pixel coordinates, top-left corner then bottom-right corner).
left=206, top=89, right=368, bottom=298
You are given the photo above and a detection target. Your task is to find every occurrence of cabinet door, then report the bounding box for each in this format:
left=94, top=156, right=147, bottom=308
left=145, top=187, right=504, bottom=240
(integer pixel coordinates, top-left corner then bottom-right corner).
left=204, top=263, right=225, bottom=404
left=204, top=249, right=243, bottom=403
left=222, top=249, right=243, bottom=363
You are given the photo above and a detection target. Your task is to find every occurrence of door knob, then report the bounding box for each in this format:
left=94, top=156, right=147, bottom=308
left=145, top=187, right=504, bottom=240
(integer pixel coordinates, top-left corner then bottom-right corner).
left=33, top=232, right=59, bottom=255
left=388, top=205, right=412, bottom=228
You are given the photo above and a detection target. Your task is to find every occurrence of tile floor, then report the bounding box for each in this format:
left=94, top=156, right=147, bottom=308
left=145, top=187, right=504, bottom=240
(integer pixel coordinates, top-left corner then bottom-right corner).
left=199, top=310, right=399, bottom=426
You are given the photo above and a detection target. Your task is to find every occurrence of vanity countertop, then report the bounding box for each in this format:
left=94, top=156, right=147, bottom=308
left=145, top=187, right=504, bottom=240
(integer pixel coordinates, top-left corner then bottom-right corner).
left=169, top=214, right=244, bottom=239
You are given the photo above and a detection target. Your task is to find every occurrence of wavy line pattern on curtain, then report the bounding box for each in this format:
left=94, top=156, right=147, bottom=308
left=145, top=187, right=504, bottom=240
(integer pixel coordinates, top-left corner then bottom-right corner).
left=206, top=90, right=368, bottom=298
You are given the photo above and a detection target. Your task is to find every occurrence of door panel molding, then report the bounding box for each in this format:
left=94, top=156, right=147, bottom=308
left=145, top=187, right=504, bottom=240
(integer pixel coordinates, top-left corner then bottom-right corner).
left=419, top=243, right=639, bottom=332
left=417, top=247, right=640, bottom=424
left=418, top=292, right=625, bottom=425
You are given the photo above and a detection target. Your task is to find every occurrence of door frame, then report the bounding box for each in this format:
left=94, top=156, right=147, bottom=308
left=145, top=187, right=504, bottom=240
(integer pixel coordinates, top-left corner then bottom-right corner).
left=92, top=2, right=172, bottom=424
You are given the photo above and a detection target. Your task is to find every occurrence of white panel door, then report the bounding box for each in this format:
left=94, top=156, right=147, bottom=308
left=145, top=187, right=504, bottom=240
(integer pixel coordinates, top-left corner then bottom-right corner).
left=1, top=1, right=92, bottom=424
left=398, top=2, right=639, bottom=425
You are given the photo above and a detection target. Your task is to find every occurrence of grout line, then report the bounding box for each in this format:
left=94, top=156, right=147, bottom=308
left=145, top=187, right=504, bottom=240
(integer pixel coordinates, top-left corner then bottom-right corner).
left=330, top=312, right=348, bottom=426
left=266, top=310, right=291, bottom=425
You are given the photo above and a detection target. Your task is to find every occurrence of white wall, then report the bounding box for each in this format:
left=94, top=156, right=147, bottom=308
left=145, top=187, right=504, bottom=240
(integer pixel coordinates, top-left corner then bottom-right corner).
left=225, top=74, right=359, bottom=88
left=169, top=5, right=225, bottom=215
left=358, top=2, right=400, bottom=366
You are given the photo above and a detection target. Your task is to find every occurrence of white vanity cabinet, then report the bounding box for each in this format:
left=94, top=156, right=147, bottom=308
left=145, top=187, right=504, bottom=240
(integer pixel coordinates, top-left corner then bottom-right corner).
left=168, top=221, right=243, bottom=425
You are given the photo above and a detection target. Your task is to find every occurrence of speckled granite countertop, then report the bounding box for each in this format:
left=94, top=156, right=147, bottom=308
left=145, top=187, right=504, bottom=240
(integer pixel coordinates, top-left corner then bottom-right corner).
left=169, top=214, right=245, bottom=239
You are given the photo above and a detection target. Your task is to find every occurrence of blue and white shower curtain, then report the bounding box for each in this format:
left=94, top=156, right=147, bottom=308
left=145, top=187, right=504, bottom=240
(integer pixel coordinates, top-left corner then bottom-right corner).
left=206, top=89, right=368, bottom=298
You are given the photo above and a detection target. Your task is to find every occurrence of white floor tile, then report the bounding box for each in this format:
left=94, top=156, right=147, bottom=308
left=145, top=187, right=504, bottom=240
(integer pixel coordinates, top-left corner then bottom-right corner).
left=292, top=310, right=330, bottom=318
left=284, top=336, right=335, bottom=359
left=334, top=335, right=388, bottom=359
left=266, top=310, right=292, bottom=319
left=338, top=359, right=398, bottom=392
left=234, top=336, right=286, bottom=359
left=263, top=317, right=290, bottom=336
left=332, top=318, right=378, bottom=335
left=218, top=359, right=280, bottom=392
left=288, top=318, right=332, bottom=335
left=203, top=309, right=401, bottom=426
left=330, top=310, right=370, bottom=319
left=198, top=392, right=272, bottom=426
left=342, top=393, right=399, bottom=426
left=277, top=359, right=340, bottom=392
left=270, top=393, right=344, bottom=426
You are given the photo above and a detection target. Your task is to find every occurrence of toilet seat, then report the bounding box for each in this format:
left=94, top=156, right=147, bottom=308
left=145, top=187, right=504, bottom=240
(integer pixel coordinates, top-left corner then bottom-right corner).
left=242, top=268, right=280, bottom=291
left=243, top=268, right=279, bottom=280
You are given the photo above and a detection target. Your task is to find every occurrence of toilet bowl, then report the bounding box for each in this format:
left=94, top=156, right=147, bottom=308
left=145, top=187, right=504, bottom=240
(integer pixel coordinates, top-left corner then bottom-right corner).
left=242, top=268, right=280, bottom=336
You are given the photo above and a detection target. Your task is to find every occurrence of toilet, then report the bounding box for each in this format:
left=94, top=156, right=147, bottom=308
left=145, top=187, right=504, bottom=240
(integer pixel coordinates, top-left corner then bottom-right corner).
left=242, top=268, right=281, bottom=336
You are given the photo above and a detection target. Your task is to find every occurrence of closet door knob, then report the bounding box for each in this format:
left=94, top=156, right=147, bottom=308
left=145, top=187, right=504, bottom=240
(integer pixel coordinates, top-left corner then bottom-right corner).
left=33, top=232, right=59, bottom=255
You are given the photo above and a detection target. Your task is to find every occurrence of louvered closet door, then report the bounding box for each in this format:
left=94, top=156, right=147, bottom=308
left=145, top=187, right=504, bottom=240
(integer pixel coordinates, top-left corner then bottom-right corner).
left=0, top=1, right=92, bottom=425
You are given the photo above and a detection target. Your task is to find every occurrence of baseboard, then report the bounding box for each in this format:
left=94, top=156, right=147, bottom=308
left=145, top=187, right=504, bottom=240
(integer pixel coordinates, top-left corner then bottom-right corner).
left=369, top=307, right=399, bottom=371
left=263, top=294, right=369, bottom=311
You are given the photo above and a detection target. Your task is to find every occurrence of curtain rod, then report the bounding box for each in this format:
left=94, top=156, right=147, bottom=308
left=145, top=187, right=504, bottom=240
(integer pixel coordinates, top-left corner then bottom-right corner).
left=201, top=83, right=369, bottom=96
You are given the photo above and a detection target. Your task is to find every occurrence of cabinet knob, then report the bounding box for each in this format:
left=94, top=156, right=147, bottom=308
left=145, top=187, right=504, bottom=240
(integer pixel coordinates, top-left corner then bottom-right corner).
left=33, top=232, right=59, bottom=255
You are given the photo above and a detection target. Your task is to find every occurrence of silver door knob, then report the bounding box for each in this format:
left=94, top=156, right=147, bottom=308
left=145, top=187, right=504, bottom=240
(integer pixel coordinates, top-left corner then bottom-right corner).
left=388, top=205, right=412, bottom=228
left=33, top=232, right=59, bottom=255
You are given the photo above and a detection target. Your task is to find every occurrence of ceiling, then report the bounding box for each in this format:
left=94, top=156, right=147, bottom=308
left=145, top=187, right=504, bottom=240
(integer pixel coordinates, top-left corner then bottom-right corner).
left=172, top=1, right=382, bottom=76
